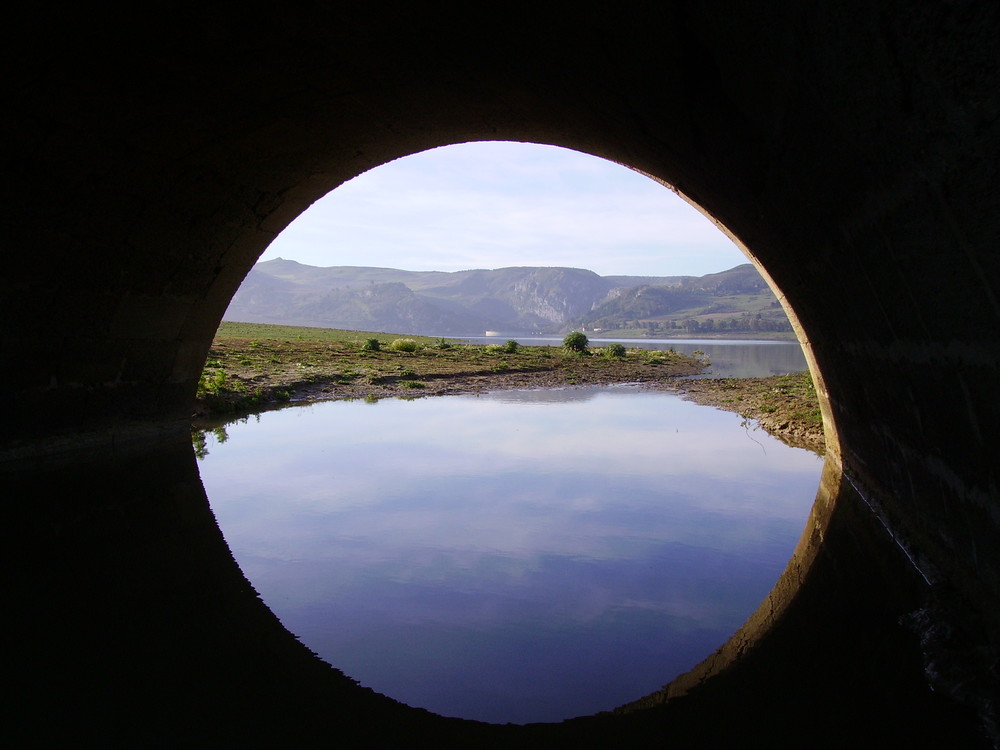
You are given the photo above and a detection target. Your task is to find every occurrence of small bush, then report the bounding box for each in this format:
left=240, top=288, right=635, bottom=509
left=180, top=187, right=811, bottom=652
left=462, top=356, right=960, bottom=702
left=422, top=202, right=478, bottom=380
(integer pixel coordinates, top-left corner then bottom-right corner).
left=390, top=338, right=420, bottom=352
left=562, top=331, right=590, bottom=354
left=197, top=370, right=228, bottom=397
left=502, top=339, right=520, bottom=353
left=361, top=338, right=382, bottom=352
left=602, top=343, right=627, bottom=359
left=433, top=337, right=452, bottom=349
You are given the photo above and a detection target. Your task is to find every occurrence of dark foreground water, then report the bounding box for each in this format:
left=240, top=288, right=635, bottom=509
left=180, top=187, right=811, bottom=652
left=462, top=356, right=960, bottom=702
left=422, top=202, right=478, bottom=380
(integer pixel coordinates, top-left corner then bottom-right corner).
left=197, top=384, right=822, bottom=724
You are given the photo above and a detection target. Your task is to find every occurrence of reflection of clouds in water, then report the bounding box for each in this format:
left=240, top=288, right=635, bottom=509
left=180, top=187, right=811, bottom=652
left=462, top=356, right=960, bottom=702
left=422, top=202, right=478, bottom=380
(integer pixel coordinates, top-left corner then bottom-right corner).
left=198, top=386, right=821, bottom=723
left=242, top=540, right=768, bottom=633
left=203, top=387, right=819, bottom=520
left=202, top=388, right=819, bottom=568
left=483, top=386, right=609, bottom=405
left=381, top=388, right=786, bottom=469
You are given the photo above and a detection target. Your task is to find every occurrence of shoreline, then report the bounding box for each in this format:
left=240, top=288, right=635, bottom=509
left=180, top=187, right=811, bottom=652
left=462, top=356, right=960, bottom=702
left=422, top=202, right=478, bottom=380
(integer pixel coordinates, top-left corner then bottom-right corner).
left=192, top=325, right=824, bottom=455
left=192, top=333, right=706, bottom=423
left=654, top=372, right=825, bottom=454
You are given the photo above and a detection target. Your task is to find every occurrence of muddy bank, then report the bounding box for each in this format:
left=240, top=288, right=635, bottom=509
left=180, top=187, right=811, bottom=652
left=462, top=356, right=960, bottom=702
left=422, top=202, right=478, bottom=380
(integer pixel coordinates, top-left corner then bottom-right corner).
left=192, top=335, right=708, bottom=426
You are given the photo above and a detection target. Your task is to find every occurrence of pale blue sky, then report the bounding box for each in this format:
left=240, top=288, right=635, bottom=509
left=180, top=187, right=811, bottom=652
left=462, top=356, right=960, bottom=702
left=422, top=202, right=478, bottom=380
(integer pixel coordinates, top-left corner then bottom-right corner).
left=260, top=141, right=748, bottom=277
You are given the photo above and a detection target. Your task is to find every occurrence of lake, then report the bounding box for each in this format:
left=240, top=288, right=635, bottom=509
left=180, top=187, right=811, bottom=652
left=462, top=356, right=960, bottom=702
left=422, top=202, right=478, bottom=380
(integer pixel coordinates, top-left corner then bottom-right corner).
left=196, top=362, right=823, bottom=724
left=462, top=336, right=808, bottom=378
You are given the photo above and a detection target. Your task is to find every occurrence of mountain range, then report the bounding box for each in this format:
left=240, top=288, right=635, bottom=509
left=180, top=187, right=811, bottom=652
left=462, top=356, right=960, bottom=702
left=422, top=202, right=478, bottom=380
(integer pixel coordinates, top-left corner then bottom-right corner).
left=223, top=258, right=793, bottom=337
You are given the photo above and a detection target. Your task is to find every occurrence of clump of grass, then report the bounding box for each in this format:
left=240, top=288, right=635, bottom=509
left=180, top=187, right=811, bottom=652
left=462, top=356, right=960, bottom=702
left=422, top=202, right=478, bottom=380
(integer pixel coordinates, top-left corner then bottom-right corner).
left=602, top=343, right=627, bottom=359
left=197, top=370, right=228, bottom=397
left=791, top=408, right=823, bottom=426
left=399, top=379, right=425, bottom=389
left=196, top=370, right=265, bottom=412
left=360, top=337, right=382, bottom=352
left=390, top=338, right=420, bottom=352
left=433, top=337, right=453, bottom=349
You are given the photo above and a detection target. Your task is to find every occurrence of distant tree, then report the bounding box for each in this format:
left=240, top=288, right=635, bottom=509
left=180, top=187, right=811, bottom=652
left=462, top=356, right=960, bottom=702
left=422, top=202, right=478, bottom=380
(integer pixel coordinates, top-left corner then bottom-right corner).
left=562, top=331, right=590, bottom=354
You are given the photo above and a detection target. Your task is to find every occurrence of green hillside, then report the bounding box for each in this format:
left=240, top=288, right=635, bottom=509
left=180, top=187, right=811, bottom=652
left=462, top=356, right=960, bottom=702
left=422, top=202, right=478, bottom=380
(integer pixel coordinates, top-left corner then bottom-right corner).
left=224, top=259, right=794, bottom=338
left=571, top=265, right=793, bottom=337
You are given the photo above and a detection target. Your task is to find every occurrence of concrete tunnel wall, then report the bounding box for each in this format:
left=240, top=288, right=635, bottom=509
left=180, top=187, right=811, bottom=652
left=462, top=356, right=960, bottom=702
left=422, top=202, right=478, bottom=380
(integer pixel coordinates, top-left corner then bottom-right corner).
left=3, top=3, right=998, bottom=747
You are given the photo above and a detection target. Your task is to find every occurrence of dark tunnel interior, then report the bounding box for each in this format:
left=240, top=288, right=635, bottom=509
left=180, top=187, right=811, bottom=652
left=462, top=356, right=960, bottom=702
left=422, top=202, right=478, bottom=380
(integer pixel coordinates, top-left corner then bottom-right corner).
left=3, top=4, right=998, bottom=748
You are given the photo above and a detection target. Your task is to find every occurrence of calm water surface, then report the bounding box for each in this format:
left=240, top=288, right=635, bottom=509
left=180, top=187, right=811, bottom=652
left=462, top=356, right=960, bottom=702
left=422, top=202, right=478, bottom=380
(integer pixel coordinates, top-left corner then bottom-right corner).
left=198, top=384, right=822, bottom=724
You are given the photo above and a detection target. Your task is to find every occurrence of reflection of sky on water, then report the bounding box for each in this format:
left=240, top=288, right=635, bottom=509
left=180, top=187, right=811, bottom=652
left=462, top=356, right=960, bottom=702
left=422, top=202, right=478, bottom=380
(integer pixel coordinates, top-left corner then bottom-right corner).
left=198, top=385, right=822, bottom=724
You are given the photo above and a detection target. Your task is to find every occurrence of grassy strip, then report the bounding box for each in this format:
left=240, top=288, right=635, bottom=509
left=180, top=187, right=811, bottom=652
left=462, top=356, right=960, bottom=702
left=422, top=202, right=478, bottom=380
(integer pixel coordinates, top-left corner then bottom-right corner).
left=194, top=322, right=708, bottom=421
left=213, top=321, right=445, bottom=345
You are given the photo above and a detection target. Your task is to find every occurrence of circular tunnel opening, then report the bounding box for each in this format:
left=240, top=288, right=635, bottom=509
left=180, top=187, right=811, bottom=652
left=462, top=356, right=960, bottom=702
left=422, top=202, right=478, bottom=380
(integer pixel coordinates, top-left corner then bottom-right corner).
left=7, top=7, right=998, bottom=745
left=193, top=141, right=828, bottom=724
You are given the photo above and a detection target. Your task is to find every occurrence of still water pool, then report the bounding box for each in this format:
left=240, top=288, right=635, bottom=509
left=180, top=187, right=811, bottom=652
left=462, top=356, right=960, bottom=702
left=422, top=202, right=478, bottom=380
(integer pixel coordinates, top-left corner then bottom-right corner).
left=197, top=384, right=822, bottom=724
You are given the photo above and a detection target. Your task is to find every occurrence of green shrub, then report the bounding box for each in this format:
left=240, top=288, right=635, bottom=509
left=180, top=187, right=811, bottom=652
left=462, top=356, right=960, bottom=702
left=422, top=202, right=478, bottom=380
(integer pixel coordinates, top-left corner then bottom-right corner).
left=390, top=338, right=420, bottom=352
left=602, top=343, right=627, bottom=359
left=502, top=339, right=520, bottom=353
left=562, top=331, right=590, bottom=354
left=197, top=370, right=228, bottom=397
left=433, top=337, right=452, bottom=349
left=360, top=337, right=382, bottom=352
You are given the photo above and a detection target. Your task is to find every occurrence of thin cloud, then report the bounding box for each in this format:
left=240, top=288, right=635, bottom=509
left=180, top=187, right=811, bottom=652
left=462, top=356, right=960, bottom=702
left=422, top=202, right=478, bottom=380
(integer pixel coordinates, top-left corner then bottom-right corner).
left=261, top=142, right=747, bottom=276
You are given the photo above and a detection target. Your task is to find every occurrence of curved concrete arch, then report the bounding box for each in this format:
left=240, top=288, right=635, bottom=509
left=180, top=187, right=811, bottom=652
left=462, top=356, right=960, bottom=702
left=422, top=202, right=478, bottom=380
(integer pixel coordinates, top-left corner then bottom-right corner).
left=4, top=4, right=997, bottom=748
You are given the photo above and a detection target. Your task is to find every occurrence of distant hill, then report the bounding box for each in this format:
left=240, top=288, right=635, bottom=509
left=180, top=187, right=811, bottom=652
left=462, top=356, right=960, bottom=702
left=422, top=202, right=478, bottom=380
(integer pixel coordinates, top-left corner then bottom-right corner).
left=223, top=259, right=793, bottom=337
left=571, top=263, right=791, bottom=336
